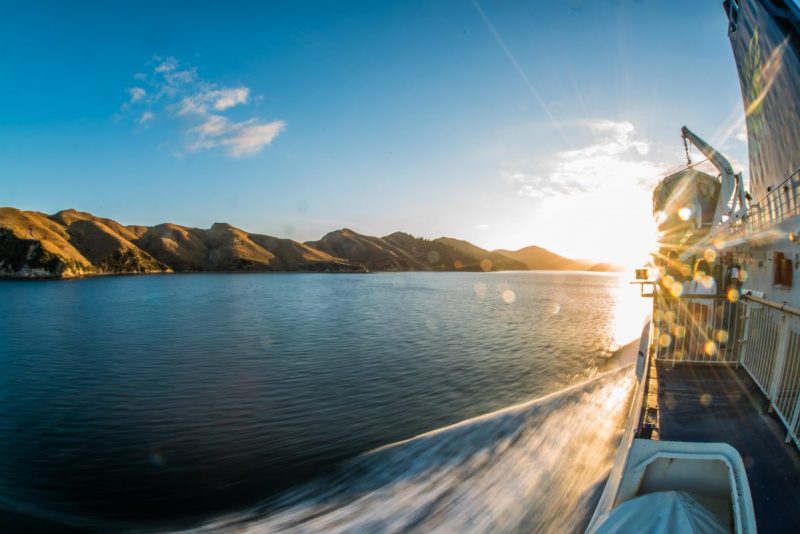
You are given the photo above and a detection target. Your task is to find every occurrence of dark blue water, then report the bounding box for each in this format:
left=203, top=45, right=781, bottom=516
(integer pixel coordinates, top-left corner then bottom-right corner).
left=0, top=272, right=645, bottom=531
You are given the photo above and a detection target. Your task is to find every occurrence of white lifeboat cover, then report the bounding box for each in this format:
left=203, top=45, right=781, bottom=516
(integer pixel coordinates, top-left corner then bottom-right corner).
left=587, top=490, right=729, bottom=534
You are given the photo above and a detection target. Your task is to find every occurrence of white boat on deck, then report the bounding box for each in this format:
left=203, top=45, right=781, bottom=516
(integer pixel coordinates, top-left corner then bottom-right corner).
left=586, top=330, right=757, bottom=533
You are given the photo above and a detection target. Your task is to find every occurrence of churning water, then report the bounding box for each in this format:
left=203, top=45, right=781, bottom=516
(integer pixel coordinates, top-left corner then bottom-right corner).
left=189, top=366, right=634, bottom=534
left=0, top=271, right=647, bottom=532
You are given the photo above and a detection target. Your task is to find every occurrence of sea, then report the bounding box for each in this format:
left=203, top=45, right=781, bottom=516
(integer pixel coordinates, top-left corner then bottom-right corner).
left=0, top=271, right=649, bottom=532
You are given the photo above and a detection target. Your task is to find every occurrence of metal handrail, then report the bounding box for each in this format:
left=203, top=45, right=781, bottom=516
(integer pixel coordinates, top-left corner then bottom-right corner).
left=651, top=291, right=742, bottom=365
left=678, top=294, right=737, bottom=300
left=651, top=290, right=800, bottom=447
left=703, top=165, right=800, bottom=243
left=741, top=293, right=800, bottom=317
left=753, top=165, right=800, bottom=208
left=738, top=299, right=800, bottom=448
left=743, top=166, right=800, bottom=234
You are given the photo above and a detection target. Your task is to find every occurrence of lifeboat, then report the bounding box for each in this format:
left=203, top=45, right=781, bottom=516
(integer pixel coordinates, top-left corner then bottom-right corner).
left=652, top=168, right=720, bottom=247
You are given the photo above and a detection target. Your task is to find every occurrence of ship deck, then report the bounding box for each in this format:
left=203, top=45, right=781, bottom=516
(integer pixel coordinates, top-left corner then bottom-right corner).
left=654, top=362, right=800, bottom=533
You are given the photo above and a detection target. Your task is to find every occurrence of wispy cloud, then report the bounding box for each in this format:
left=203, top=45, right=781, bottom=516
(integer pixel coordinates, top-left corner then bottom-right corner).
left=129, top=87, right=147, bottom=103
left=187, top=117, right=286, bottom=157
left=177, top=87, right=251, bottom=115
left=504, top=120, right=665, bottom=266
left=121, top=56, right=285, bottom=157
left=138, top=111, right=155, bottom=125
left=509, top=120, right=664, bottom=199
left=213, top=88, right=250, bottom=111
left=508, top=172, right=579, bottom=199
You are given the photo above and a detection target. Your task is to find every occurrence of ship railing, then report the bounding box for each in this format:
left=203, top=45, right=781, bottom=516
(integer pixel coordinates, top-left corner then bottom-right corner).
left=651, top=292, right=743, bottom=365
left=651, top=289, right=800, bottom=448
left=738, top=294, right=800, bottom=449
left=744, top=166, right=800, bottom=235
left=702, top=166, right=800, bottom=244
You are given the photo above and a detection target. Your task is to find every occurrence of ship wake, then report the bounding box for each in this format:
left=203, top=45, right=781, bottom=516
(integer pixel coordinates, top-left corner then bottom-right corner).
left=187, top=365, right=635, bottom=533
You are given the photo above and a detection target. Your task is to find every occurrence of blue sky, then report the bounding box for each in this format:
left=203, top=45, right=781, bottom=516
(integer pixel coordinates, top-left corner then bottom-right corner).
left=0, top=1, right=747, bottom=264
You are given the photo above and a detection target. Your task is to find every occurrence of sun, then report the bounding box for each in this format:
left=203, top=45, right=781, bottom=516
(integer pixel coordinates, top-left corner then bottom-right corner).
left=526, top=184, right=660, bottom=270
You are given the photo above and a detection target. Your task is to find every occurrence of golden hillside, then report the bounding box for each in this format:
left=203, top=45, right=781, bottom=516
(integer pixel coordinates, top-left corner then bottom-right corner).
left=0, top=208, right=365, bottom=278
left=1, top=207, right=600, bottom=279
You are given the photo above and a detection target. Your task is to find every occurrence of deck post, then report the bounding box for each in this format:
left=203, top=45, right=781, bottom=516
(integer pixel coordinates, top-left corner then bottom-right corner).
left=768, top=314, right=791, bottom=411
left=787, top=392, right=800, bottom=445
left=737, top=301, right=751, bottom=369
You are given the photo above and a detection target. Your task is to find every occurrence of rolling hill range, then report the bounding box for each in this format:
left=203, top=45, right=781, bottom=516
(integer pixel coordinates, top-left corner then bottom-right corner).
left=492, top=245, right=593, bottom=271
left=0, top=207, right=622, bottom=278
left=0, top=208, right=362, bottom=278
left=307, top=230, right=528, bottom=272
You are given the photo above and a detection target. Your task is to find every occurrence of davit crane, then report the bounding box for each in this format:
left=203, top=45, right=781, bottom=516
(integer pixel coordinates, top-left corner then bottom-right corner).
left=681, top=125, right=749, bottom=229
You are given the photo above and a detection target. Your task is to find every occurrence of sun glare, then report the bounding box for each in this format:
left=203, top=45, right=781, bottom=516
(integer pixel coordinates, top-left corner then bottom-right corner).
left=611, top=277, right=652, bottom=349
left=525, top=185, right=660, bottom=270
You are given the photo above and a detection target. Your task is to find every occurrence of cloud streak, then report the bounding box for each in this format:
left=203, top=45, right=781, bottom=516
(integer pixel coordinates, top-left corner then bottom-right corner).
left=510, top=120, right=664, bottom=199
left=504, top=120, right=665, bottom=266
left=121, top=56, right=285, bottom=157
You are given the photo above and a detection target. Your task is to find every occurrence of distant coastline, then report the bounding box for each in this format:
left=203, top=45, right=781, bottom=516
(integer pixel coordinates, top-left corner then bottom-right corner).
left=0, top=207, right=625, bottom=279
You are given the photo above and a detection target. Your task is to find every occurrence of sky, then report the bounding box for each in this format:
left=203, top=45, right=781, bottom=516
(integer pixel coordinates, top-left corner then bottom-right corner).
left=0, top=0, right=749, bottom=266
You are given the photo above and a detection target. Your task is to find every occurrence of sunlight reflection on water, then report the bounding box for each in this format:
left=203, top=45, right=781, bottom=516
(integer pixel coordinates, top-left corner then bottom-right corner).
left=610, top=278, right=652, bottom=353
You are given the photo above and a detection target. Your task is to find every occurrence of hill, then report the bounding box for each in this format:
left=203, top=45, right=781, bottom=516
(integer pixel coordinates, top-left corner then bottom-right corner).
left=587, top=262, right=626, bottom=273
left=493, top=245, right=593, bottom=271
left=0, top=206, right=611, bottom=278
left=0, top=208, right=95, bottom=277
left=0, top=208, right=363, bottom=278
left=306, top=229, right=427, bottom=271
left=432, top=237, right=529, bottom=271
left=305, top=230, right=527, bottom=272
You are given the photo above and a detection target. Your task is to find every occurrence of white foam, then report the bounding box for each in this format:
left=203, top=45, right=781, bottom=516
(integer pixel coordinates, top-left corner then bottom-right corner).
left=185, top=365, right=635, bottom=533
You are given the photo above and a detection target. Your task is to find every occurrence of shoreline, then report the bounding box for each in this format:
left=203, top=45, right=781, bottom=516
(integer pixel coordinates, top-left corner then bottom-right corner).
left=0, top=268, right=627, bottom=282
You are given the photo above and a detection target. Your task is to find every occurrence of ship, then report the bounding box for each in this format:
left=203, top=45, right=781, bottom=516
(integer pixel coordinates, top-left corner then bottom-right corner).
left=587, top=1, right=800, bottom=532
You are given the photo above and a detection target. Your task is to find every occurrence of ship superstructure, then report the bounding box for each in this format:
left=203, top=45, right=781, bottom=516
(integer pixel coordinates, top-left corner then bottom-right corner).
left=588, top=2, right=800, bottom=532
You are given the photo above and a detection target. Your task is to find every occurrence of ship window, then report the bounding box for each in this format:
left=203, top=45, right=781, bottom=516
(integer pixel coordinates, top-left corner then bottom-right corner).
left=773, top=251, right=794, bottom=288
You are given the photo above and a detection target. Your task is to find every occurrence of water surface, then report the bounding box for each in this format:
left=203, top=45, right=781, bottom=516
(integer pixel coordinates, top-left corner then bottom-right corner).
left=0, top=271, right=646, bottom=530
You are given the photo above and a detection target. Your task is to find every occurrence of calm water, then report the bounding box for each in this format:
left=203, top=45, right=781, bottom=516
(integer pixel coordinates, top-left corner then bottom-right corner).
left=0, top=271, right=647, bottom=531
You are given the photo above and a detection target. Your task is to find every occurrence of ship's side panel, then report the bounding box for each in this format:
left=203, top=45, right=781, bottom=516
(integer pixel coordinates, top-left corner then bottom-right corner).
left=728, top=0, right=800, bottom=202
left=724, top=2, right=800, bottom=305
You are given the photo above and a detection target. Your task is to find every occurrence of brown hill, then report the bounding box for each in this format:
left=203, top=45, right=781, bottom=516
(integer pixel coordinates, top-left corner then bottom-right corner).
left=306, top=229, right=428, bottom=271
left=493, top=245, right=592, bottom=271
left=381, top=232, right=527, bottom=271
left=133, top=223, right=211, bottom=271
left=0, top=208, right=95, bottom=277
left=587, top=262, right=626, bottom=273
left=247, top=233, right=359, bottom=272
left=381, top=232, right=471, bottom=270
left=0, top=206, right=604, bottom=279
left=434, top=237, right=528, bottom=271
left=307, top=230, right=529, bottom=272
left=0, top=207, right=364, bottom=278
left=50, top=209, right=167, bottom=273
left=134, top=222, right=362, bottom=272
